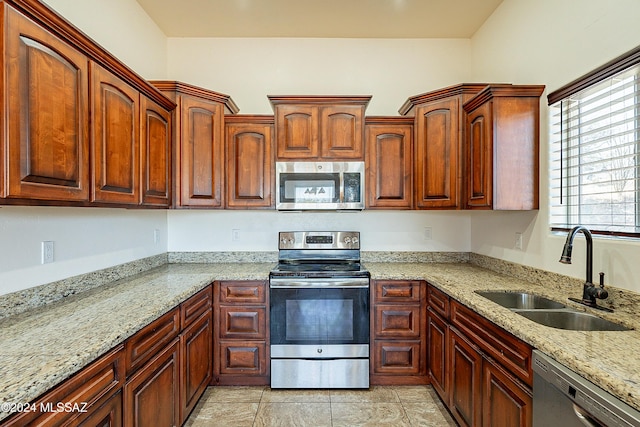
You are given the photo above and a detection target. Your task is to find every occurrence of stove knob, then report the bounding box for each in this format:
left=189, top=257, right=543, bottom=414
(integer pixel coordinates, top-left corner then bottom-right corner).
left=351, top=237, right=359, bottom=245
left=344, top=237, right=352, bottom=245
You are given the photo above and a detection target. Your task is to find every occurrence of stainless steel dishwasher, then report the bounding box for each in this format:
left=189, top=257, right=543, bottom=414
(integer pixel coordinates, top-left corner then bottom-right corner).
left=533, top=350, right=640, bottom=426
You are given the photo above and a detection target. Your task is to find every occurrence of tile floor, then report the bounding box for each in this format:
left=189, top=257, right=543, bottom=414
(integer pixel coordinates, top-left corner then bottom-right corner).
left=184, top=385, right=457, bottom=426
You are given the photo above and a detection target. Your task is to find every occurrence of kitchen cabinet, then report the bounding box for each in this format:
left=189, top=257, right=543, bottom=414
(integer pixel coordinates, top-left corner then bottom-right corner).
left=2, top=4, right=90, bottom=202
left=365, top=117, right=414, bottom=209
left=213, top=280, right=269, bottom=385
left=225, top=115, right=274, bottom=209
left=269, top=96, right=371, bottom=160
left=400, top=84, right=486, bottom=209
left=151, top=80, right=239, bottom=208
left=370, top=280, right=427, bottom=385
left=91, top=62, right=140, bottom=205
left=426, top=284, right=533, bottom=427
left=1, top=1, right=175, bottom=207
left=2, top=345, right=124, bottom=427
left=140, top=95, right=172, bottom=207
left=180, top=286, right=213, bottom=424
left=463, top=84, right=545, bottom=210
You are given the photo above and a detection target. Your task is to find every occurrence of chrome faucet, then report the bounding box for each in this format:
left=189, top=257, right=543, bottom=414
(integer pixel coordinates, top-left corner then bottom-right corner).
left=559, top=226, right=612, bottom=312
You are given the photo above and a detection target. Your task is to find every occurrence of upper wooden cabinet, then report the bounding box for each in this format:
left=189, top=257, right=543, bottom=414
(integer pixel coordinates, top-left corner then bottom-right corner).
left=91, top=63, right=140, bottom=205
left=2, top=5, right=90, bottom=201
left=463, top=84, right=545, bottom=210
left=152, top=81, right=239, bottom=208
left=365, top=117, right=414, bottom=209
left=269, top=96, right=371, bottom=160
left=225, top=115, right=274, bottom=209
left=400, top=84, right=487, bottom=209
left=0, top=0, right=175, bottom=207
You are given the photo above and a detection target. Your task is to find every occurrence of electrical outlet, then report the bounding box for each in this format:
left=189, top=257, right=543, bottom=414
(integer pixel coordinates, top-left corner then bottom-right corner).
left=154, top=229, right=160, bottom=244
left=424, top=227, right=432, bottom=241
left=232, top=229, right=240, bottom=241
left=42, top=241, right=54, bottom=264
left=515, top=232, right=523, bottom=250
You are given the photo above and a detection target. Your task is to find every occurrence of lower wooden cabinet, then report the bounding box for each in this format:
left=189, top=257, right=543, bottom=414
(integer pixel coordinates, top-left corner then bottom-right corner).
left=180, top=310, right=213, bottom=424
left=70, top=390, right=123, bottom=427
left=427, top=284, right=533, bottom=427
left=370, top=280, right=427, bottom=385
left=124, top=339, right=181, bottom=427
left=213, top=281, right=269, bottom=385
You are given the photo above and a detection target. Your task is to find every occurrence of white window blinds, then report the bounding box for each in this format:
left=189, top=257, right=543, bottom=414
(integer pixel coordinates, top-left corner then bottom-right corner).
left=549, top=63, right=640, bottom=235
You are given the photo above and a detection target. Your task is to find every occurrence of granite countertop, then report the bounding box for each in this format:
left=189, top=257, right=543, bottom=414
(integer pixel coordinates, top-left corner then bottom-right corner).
left=0, top=263, right=274, bottom=422
left=365, top=262, right=640, bottom=412
left=1, top=260, right=639, bottom=422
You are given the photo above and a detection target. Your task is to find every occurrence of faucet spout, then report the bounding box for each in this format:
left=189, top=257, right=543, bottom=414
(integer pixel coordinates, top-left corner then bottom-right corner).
left=559, top=225, right=593, bottom=285
left=559, top=225, right=612, bottom=312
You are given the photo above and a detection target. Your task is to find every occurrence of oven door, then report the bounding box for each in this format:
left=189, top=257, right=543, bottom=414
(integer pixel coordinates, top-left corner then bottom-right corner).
left=269, top=278, right=370, bottom=348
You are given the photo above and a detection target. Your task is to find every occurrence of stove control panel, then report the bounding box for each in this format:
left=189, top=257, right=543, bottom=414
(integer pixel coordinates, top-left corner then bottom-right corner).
left=278, top=231, right=360, bottom=250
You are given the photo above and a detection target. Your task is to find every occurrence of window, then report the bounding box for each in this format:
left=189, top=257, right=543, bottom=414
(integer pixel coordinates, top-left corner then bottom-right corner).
left=549, top=46, right=640, bottom=237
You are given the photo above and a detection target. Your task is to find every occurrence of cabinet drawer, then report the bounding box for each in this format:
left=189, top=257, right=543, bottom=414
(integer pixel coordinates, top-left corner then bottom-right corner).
left=372, top=340, right=422, bottom=375
left=219, top=341, right=267, bottom=375
left=4, top=345, right=124, bottom=427
left=428, top=284, right=450, bottom=320
left=451, top=300, right=533, bottom=386
left=374, top=305, right=421, bottom=338
left=181, top=285, right=212, bottom=328
left=374, top=280, right=423, bottom=303
left=218, top=281, right=266, bottom=304
left=219, top=306, right=266, bottom=339
left=125, top=308, right=180, bottom=375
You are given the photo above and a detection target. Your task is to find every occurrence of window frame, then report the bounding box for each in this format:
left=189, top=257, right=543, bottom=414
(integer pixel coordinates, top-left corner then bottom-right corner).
left=548, top=45, right=640, bottom=238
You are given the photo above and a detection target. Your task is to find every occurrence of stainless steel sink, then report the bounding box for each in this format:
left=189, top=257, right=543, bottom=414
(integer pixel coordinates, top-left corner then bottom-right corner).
left=475, top=291, right=566, bottom=309
left=515, top=310, right=631, bottom=331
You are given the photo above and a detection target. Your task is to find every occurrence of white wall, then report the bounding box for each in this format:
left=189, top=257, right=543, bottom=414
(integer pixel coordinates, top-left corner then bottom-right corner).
left=167, top=38, right=472, bottom=115
left=168, top=210, right=471, bottom=253
left=0, top=0, right=170, bottom=296
left=469, top=0, right=640, bottom=293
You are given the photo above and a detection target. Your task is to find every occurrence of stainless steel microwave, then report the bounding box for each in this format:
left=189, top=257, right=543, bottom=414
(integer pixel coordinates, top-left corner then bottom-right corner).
left=276, top=161, right=365, bottom=210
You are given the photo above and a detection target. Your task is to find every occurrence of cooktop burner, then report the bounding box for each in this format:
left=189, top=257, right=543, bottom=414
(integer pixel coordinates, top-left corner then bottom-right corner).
left=270, top=261, right=369, bottom=278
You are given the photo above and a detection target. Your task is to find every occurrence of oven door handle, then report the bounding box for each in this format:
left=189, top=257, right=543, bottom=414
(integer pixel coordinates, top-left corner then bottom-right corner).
left=269, top=278, right=369, bottom=288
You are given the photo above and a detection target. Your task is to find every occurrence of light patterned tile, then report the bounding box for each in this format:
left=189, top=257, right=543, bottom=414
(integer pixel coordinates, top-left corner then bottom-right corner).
left=183, top=402, right=259, bottom=427
left=331, top=402, right=411, bottom=427
left=402, top=402, right=457, bottom=427
left=393, top=385, right=434, bottom=403
left=204, top=385, right=265, bottom=402
left=254, top=402, right=332, bottom=427
left=261, top=387, right=331, bottom=403
left=329, top=386, right=400, bottom=403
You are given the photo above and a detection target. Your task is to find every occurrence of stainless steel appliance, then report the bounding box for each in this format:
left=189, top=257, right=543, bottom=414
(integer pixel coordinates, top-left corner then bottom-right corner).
left=269, top=231, right=370, bottom=388
left=533, top=350, right=640, bottom=427
left=275, top=161, right=365, bottom=210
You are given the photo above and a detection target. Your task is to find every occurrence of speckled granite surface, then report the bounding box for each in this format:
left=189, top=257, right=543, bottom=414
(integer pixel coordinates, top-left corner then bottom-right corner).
left=0, top=262, right=274, bottom=422
left=365, top=261, right=640, bottom=412
left=1, top=253, right=640, bottom=421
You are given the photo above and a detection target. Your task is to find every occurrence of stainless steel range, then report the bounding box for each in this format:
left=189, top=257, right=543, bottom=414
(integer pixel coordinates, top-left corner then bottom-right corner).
left=269, top=231, right=370, bottom=389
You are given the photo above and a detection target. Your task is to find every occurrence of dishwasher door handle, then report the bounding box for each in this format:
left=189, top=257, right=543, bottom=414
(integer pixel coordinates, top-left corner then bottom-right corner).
left=573, top=404, right=602, bottom=427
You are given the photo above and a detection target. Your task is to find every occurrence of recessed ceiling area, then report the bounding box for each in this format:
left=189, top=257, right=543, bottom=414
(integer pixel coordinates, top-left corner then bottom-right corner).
left=135, top=0, right=504, bottom=38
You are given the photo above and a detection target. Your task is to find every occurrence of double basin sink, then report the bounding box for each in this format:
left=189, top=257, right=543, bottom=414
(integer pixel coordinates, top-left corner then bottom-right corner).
left=475, top=291, right=632, bottom=331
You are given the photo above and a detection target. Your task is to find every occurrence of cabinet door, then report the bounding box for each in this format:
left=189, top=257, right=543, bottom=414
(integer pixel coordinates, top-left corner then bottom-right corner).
left=70, top=390, right=123, bottom=427
left=179, top=96, right=224, bottom=207
left=4, top=7, right=89, bottom=201
left=372, top=340, right=421, bottom=375
left=225, top=122, right=273, bottom=208
left=320, top=105, right=364, bottom=159
left=180, top=310, right=213, bottom=424
left=218, top=341, right=267, bottom=376
left=374, top=305, right=421, bottom=339
left=482, top=358, right=532, bottom=427
left=140, top=96, right=171, bottom=207
left=275, top=105, right=319, bottom=159
left=449, top=329, right=482, bottom=427
left=91, top=63, right=140, bottom=204
left=415, top=97, right=460, bottom=209
left=466, top=101, right=493, bottom=209
left=427, top=308, right=449, bottom=404
left=218, top=306, right=266, bottom=339
left=124, top=339, right=180, bottom=427
left=365, top=123, right=413, bottom=209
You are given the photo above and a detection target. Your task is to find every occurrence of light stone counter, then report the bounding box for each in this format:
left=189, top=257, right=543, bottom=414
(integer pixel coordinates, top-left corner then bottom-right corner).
left=365, top=262, right=640, bottom=412
left=0, top=262, right=273, bottom=422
